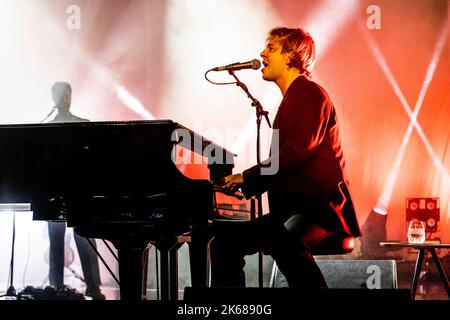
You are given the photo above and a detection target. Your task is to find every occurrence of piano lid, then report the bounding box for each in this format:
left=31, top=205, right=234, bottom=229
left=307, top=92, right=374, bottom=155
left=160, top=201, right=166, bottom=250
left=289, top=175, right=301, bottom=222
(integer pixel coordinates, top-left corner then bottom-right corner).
left=0, top=119, right=235, bottom=203
left=172, top=121, right=236, bottom=163
left=0, top=119, right=236, bottom=161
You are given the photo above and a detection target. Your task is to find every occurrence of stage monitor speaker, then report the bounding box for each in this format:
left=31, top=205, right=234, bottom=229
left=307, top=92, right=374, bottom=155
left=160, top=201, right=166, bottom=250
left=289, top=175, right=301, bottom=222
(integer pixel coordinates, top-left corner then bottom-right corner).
left=270, top=260, right=398, bottom=289
left=183, top=287, right=410, bottom=304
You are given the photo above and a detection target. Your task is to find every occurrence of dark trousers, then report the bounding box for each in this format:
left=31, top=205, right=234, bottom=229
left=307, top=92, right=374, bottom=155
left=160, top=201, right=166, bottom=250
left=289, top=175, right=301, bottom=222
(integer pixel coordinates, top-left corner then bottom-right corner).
left=210, top=213, right=327, bottom=288
left=48, top=222, right=101, bottom=289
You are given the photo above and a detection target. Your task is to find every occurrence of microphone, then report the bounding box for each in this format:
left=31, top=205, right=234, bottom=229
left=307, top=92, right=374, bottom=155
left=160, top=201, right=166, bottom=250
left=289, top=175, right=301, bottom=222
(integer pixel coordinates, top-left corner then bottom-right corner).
left=40, top=106, right=57, bottom=123
left=212, top=59, right=261, bottom=72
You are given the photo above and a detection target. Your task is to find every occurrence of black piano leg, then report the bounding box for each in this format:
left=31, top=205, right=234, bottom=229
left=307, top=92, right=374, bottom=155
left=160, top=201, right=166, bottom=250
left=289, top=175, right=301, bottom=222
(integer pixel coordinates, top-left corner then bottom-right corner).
left=159, top=243, right=170, bottom=301
left=188, top=226, right=209, bottom=288
left=117, top=245, right=147, bottom=301
left=169, top=242, right=185, bottom=300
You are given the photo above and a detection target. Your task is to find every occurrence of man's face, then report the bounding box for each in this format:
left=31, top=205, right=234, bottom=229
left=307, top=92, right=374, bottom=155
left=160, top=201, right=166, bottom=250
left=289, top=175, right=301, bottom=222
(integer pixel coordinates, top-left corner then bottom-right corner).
left=53, top=86, right=71, bottom=110
left=260, top=38, right=290, bottom=82
left=62, top=88, right=72, bottom=108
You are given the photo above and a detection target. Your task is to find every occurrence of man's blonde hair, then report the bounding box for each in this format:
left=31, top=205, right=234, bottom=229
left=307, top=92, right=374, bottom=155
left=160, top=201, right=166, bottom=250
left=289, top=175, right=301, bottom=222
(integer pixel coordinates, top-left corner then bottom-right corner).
left=268, top=27, right=316, bottom=78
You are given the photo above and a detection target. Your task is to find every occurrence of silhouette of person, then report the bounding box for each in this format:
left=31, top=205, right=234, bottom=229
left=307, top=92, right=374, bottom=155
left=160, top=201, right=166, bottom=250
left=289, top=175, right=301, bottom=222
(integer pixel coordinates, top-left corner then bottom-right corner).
left=46, top=82, right=105, bottom=300
left=211, top=28, right=361, bottom=288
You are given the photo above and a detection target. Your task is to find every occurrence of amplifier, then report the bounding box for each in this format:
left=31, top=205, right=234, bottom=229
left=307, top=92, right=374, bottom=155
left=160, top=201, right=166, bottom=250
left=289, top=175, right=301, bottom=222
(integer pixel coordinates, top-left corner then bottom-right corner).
left=270, top=259, right=398, bottom=289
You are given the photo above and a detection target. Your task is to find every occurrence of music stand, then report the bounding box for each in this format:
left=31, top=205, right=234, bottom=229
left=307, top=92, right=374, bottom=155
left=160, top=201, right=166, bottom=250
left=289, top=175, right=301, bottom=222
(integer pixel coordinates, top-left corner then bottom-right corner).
left=0, top=203, right=31, bottom=300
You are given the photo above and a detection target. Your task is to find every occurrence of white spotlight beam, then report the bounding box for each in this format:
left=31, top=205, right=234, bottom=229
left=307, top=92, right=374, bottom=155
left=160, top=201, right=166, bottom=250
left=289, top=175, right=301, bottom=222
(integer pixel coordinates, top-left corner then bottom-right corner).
left=305, top=0, right=360, bottom=59
left=367, top=22, right=449, bottom=212
left=74, top=49, right=156, bottom=120
left=232, top=0, right=361, bottom=154
left=115, top=85, right=155, bottom=120
left=38, top=6, right=154, bottom=120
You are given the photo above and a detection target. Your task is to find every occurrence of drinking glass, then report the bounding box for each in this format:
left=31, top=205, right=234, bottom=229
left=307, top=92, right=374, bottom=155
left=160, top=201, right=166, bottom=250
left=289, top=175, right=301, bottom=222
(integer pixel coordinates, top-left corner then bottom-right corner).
left=407, top=220, right=426, bottom=244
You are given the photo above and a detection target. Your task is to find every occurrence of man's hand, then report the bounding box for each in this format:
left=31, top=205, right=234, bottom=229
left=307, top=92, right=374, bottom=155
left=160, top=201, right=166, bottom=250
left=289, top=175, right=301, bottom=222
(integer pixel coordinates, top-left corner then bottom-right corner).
left=216, top=173, right=244, bottom=193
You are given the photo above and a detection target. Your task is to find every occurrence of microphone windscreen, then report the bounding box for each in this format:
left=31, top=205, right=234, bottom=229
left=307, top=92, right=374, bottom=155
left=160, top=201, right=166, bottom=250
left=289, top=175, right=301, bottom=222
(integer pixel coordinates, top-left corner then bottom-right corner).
left=251, top=59, right=262, bottom=70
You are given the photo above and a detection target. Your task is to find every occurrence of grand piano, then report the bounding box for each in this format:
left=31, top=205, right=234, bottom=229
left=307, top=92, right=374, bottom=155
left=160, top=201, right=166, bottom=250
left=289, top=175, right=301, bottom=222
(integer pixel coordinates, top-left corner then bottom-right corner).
left=0, top=120, right=238, bottom=301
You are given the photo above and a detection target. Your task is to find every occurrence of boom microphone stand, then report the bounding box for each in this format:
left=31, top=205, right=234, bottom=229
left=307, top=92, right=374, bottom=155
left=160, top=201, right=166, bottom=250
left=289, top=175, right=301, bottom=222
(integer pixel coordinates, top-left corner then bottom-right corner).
left=6, top=212, right=17, bottom=298
left=0, top=203, right=31, bottom=300
left=228, top=70, right=271, bottom=288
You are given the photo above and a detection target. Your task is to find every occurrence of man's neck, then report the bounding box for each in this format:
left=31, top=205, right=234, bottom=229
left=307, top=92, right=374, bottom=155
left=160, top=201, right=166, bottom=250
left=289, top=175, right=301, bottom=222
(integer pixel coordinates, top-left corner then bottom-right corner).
left=276, top=70, right=304, bottom=96
left=56, top=109, right=71, bottom=117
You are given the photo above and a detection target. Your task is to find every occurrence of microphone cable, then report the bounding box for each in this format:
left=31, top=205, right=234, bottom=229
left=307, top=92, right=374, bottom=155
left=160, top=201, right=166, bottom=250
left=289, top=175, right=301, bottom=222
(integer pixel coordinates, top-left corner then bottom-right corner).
left=204, top=69, right=237, bottom=86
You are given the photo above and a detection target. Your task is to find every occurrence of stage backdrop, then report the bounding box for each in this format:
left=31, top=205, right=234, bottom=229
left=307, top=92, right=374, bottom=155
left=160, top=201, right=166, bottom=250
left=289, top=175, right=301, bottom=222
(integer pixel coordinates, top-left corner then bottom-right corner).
left=0, top=0, right=449, bottom=293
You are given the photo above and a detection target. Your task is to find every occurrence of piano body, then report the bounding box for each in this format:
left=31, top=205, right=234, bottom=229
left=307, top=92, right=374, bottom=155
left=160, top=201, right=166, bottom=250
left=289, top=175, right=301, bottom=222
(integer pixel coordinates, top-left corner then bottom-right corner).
left=0, top=120, right=237, bottom=300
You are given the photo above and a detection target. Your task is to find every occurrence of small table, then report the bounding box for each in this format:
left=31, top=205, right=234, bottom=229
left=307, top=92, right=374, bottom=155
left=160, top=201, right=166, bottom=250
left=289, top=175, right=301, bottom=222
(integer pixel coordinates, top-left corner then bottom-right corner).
left=380, top=241, right=450, bottom=300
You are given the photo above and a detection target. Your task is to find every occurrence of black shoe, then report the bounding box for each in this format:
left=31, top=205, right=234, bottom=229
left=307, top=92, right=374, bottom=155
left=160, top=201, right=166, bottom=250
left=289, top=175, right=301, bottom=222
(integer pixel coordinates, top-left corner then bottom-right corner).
left=85, top=287, right=106, bottom=300
left=53, top=285, right=85, bottom=300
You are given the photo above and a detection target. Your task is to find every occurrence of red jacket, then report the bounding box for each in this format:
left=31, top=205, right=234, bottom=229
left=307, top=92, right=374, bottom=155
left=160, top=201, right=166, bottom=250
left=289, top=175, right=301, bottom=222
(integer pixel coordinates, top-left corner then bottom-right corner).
left=242, top=75, right=361, bottom=238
